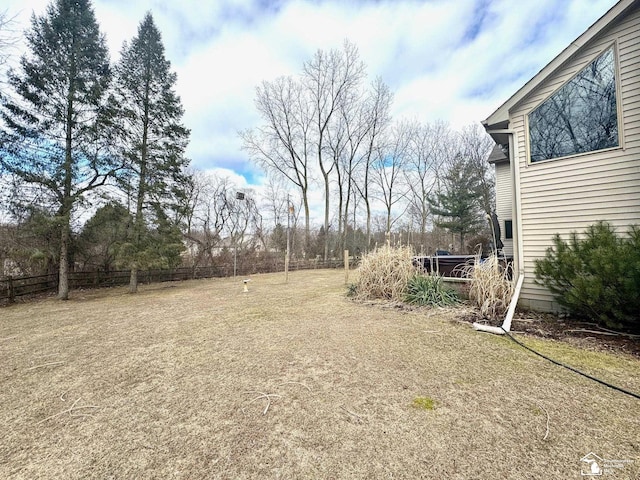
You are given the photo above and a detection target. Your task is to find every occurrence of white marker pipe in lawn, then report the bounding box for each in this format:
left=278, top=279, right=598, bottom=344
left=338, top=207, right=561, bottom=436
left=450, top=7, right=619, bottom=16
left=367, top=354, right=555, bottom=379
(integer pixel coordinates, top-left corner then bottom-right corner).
left=473, top=273, right=524, bottom=334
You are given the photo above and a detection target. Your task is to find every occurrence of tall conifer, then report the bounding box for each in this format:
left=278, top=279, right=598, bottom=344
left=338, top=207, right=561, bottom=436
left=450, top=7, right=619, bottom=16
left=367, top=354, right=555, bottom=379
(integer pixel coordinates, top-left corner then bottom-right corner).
left=0, top=0, right=115, bottom=299
left=112, top=12, right=190, bottom=292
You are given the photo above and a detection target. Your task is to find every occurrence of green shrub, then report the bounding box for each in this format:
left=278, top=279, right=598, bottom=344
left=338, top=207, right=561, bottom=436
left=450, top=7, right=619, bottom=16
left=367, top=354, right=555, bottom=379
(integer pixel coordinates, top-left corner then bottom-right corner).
left=404, top=274, right=459, bottom=307
left=534, top=222, right=640, bottom=332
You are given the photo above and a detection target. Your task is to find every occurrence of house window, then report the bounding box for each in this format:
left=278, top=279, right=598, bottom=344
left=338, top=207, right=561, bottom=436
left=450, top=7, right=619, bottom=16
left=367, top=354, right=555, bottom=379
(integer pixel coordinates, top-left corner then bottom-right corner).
left=505, top=220, right=513, bottom=240
left=528, top=46, right=619, bottom=162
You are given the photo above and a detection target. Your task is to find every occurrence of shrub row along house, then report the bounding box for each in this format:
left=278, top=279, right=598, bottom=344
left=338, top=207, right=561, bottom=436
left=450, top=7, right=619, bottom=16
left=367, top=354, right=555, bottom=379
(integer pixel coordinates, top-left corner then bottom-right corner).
left=482, top=0, right=640, bottom=312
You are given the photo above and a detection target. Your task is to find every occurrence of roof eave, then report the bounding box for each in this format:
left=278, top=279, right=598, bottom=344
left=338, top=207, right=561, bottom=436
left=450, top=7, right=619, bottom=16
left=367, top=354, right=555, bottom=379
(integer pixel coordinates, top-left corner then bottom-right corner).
left=482, top=0, right=638, bottom=130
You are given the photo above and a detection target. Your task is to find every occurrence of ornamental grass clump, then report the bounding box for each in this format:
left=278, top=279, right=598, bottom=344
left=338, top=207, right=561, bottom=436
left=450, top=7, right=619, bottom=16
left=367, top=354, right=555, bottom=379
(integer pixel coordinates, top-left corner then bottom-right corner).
left=404, top=274, right=460, bottom=307
left=458, top=254, right=514, bottom=320
left=352, top=245, right=417, bottom=301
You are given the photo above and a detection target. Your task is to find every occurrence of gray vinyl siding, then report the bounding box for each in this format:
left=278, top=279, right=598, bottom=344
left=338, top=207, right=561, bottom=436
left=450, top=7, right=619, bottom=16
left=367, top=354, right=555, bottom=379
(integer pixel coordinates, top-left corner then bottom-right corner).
left=509, top=4, right=640, bottom=311
left=494, top=162, right=514, bottom=257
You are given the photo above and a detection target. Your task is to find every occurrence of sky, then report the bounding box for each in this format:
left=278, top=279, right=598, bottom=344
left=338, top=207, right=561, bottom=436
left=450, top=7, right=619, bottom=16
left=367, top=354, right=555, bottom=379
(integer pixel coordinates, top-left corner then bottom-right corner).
left=2, top=0, right=619, bottom=192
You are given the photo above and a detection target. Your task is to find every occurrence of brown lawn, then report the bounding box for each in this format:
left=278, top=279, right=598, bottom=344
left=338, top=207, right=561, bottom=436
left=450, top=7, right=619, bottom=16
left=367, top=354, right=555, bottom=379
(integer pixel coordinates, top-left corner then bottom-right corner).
left=1, top=269, right=639, bottom=479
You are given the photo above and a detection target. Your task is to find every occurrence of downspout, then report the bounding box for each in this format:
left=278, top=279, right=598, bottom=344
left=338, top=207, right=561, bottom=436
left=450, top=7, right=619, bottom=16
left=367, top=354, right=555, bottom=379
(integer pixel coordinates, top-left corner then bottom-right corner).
left=474, top=130, right=525, bottom=334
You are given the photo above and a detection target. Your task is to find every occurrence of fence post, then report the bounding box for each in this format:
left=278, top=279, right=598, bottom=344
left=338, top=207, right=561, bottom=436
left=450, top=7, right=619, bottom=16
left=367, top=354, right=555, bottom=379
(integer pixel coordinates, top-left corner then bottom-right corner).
left=8, top=276, right=15, bottom=303
left=344, top=250, right=349, bottom=284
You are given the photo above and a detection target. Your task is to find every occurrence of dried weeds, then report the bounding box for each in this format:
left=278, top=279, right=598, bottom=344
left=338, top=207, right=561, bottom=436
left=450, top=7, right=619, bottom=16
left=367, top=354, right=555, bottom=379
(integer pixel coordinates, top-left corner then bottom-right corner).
left=353, top=245, right=417, bottom=301
left=455, top=253, right=514, bottom=319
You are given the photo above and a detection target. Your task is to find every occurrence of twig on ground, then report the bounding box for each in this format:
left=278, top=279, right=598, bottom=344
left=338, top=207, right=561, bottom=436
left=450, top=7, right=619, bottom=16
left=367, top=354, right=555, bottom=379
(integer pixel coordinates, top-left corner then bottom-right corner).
left=566, top=329, right=624, bottom=337
left=278, top=381, right=313, bottom=393
left=532, top=401, right=550, bottom=441
left=243, top=391, right=282, bottom=415
left=36, top=398, right=100, bottom=425
left=27, top=361, right=65, bottom=371
left=574, top=323, right=640, bottom=339
left=513, top=318, right=535, bottom=323
left=340, top=405, right=364, bottom=423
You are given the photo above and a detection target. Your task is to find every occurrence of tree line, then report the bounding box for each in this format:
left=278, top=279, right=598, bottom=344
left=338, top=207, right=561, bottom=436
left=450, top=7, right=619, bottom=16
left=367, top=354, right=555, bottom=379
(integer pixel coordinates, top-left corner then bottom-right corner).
left=0, top=2, right=496, bottom=301
left=242, top=40, right=495, bottom=261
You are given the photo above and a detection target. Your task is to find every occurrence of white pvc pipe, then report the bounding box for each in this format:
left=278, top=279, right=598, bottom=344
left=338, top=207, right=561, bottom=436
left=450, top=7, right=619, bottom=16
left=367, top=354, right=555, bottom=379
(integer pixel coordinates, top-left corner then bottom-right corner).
left=473, top=273, right=524, bottom=334
left=474, top=129, right=526, bottom=335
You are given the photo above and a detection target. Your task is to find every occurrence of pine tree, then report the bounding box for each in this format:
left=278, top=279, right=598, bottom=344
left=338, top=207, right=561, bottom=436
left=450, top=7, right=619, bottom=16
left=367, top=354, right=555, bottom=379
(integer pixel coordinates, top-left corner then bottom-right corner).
left=112, top=12, right=190, bottom=292
left=0, top=0, right=115, bottom=299
left=76, top=202, right=132, bottom=271
left=428, top=156, right=485, bottom=253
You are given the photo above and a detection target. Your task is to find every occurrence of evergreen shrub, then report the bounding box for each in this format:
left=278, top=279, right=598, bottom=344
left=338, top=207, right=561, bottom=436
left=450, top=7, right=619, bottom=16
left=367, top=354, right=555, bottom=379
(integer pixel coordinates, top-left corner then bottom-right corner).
left=534, top=222, right=640, bottom=332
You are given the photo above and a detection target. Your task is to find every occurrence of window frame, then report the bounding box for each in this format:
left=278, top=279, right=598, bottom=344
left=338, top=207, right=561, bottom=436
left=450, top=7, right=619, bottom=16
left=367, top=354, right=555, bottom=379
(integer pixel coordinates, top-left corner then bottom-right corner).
left=525, top=42, right=623, bottom=165
left=504, top=220, right=513, bottom=240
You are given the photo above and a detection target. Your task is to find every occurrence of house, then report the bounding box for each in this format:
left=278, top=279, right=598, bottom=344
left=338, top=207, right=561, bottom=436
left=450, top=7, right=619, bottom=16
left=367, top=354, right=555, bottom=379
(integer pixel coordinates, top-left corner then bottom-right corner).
left=482, top=0, right=640, bottom=312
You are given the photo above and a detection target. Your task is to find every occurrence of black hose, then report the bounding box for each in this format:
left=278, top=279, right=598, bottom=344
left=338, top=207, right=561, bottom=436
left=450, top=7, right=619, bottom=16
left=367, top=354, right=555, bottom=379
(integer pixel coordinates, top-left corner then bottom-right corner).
left=500, top=327, right=640, bottom=400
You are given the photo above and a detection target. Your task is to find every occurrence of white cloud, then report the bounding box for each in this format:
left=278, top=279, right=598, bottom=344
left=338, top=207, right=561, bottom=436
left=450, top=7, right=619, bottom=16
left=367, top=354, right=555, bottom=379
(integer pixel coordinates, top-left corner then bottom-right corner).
left=2, top=0, right=619, bottom=194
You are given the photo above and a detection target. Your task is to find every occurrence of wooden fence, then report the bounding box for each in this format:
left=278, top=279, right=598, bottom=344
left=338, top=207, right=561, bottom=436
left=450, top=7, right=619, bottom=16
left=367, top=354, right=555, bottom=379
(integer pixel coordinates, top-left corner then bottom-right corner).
left=0, top=258, right=349, bottom=303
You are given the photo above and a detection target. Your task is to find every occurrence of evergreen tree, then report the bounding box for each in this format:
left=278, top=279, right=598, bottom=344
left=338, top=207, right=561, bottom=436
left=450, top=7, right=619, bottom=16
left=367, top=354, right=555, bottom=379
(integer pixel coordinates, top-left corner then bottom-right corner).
left=0, top=0, right=116, bottom=299
left=428, top=156, right=485, bottom=253
left=112, top=12, right=190, bottom=292
left=76, top=202, right=131, bottom=271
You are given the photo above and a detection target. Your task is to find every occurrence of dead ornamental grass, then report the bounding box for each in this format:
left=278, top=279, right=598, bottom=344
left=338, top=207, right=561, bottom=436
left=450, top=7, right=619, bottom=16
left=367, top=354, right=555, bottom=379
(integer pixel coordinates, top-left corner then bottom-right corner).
left=0, top=269, right=638, bottom=479
left=354, top=244, right=417, bottom=301
left=456, top=253, right=515, bottom=319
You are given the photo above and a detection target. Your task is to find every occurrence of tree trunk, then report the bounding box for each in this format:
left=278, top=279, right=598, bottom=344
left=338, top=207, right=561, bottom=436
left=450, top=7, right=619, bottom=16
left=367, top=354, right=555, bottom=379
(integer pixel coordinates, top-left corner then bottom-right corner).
left=59, top=72, right=75, bottom=301
left=130, top=65, right=151, bottom=294
left=58, top=222, right=70, bottom=300
left=302, top=189, right=310, bottom=257
left=323, top=171, right=330, bottom=261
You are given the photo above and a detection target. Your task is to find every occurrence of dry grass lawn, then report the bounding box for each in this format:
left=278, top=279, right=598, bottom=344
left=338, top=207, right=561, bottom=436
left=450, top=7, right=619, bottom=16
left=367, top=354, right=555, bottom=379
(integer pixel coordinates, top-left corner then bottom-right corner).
left=1, top=269, right=639, bottom=479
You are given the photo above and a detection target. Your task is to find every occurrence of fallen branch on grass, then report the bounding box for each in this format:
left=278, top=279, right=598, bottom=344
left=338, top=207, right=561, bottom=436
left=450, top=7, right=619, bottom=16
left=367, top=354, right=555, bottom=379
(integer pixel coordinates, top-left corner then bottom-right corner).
left=539, top=404, right=550, bottom=441
left=573, top=323, right=640, bottom=339
left=243, top=391, right=282, bottom=415
left=530, top=400, right=550, bottom=441
left=36, top=398, right=100, bottom=425
left=340, top=405, right=364, bottom=423
left=27, top=361, right=65, bottom=371
left=242, top=382, right=313, bottom=416
left=566, top=329, right=628, bottom=337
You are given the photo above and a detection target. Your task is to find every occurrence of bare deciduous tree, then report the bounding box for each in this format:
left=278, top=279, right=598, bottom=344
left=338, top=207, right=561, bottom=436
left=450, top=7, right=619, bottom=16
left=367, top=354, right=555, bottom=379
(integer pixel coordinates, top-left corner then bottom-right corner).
left=405, top=120, right=454, bottom=248
left=303, top=40, right=365, bottom=260
left=353, top=77, right=392, bottom=249
left=183, top=172, right=233, bottom=267
left=0, top=10, right=16, bottom=72
left=241, top=76, right=313, bottom=252
left=373, top=119, right=413, bottom=236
